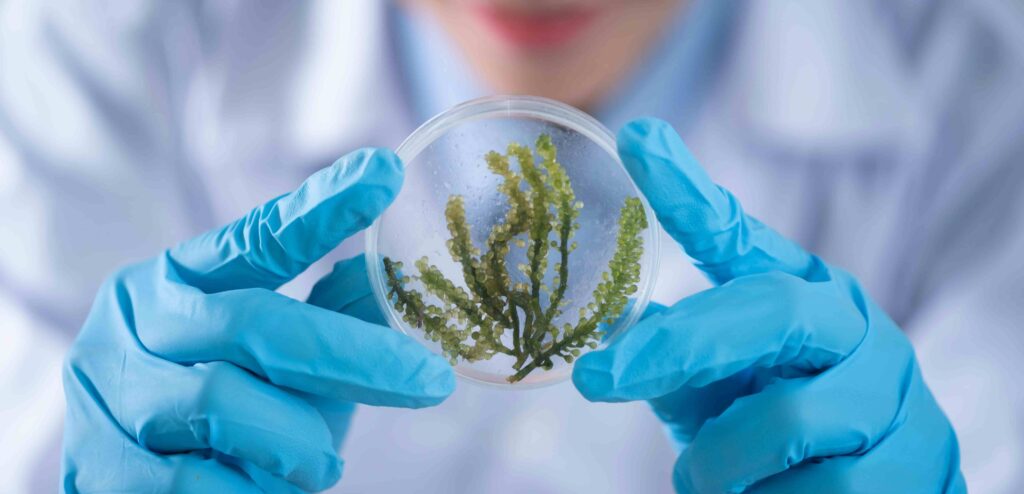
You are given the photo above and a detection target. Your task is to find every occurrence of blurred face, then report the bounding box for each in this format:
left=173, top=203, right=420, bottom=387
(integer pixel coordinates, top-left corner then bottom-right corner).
left=404, top=0, right=685, bottom=110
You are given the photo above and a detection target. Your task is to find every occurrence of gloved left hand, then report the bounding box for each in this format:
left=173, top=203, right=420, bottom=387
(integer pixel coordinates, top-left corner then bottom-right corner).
left=61, top=149, right=454, bottom=493
left=573, top=119, right=966, bottom=493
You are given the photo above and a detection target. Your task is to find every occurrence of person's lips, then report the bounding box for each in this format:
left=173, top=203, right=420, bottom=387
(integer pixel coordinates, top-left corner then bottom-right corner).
left=470, top=4, right=600, bottom=49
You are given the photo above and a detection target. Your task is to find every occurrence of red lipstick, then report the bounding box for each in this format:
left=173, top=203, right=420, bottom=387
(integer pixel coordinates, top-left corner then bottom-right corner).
left=471, top=4, right=600, bottom=49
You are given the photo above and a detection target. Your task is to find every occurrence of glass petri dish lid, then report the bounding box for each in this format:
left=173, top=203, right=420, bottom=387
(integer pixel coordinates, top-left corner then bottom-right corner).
left=366, top=95, right=660, bottom=388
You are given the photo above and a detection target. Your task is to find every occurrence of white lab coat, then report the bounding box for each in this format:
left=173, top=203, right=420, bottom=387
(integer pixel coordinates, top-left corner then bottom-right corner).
left=1, top=1, right=1022, bottom=493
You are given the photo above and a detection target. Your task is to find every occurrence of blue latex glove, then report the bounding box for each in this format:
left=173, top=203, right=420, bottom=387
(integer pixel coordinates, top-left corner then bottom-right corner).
left=573, top=119, right=966, bottom=493
left=62, top=149, right=455, bottom=493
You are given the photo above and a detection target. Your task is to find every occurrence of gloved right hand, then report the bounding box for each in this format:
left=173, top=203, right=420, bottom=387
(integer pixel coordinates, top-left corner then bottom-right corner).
left=61, top=149, right=455, bottom=493
left=572, top=119, right=964, bottom=493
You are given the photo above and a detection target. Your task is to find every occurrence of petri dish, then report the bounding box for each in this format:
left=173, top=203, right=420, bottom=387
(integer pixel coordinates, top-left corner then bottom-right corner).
left=366, top=95, right=660, bottom=388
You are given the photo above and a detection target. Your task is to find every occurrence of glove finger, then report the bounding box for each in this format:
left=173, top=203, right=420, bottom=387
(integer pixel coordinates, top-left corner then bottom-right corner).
left=647, top=369, right=755, bottom=448
left=121, top=361, right=342, bottom=492
left=745, top=408, right=965, bottom=494
left=215, top=452, right=312, bottom=494
left=307, top=254, right=387, bottom=325
left=292, top=390, right=357, bottom=451
left=62, top=361, right=264, bottom=493
left=674, top=376, right=878, bottom=493
left=621, top=301, right=755, bottom=448
left=745, top=326, right=966, bottom=494
left=168, top=148, right=403, bottom=293
left=675, top=302, right=957, bottom=493
left=302, top=255, right=380, bottom=449
left=617, top=118, right=826, bottom=285
left=136, top=258, right=454, bottom=408
left=573, top=271, right=864, bottom=402
left=748, top=458, right=965, bottom=494
left=168, top=454, right=287, bottom=494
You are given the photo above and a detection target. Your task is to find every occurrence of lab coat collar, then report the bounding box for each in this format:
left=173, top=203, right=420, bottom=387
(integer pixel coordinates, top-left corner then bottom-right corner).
left=390, top=0, right=744, bottom=143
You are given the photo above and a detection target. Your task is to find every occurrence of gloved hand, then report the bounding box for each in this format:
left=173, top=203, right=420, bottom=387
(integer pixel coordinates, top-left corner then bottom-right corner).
left=573, top=119, right=966, bottom=493
left=61, top=149, right=455, bottom=493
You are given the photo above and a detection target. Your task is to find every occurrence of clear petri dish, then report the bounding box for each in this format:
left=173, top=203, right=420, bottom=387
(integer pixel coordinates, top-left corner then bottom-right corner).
left=366, top=95, right=660, bottom=388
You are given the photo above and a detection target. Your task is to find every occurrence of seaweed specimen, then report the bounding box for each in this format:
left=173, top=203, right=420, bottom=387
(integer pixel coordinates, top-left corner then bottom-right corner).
left=384, top=134, right=647, bottom=383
